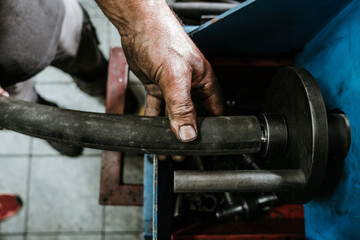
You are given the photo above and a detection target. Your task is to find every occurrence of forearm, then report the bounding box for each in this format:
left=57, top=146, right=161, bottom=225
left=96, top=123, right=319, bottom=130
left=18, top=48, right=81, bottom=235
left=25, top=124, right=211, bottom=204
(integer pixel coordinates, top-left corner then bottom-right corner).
left=94, top=0, right=178, bottom=37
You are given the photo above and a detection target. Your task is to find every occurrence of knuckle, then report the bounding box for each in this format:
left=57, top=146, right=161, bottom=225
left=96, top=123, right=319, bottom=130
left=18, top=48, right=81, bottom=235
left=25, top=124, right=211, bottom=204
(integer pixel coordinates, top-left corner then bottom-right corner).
left=168, top=101, right=195, bottom=119
left=144, top=84, right=163, bottom=99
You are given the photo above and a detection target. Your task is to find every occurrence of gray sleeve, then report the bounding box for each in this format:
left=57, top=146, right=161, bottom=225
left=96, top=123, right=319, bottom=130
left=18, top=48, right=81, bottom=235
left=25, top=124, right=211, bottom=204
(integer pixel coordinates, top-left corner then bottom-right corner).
left=0, top=0, right=65, bottom=87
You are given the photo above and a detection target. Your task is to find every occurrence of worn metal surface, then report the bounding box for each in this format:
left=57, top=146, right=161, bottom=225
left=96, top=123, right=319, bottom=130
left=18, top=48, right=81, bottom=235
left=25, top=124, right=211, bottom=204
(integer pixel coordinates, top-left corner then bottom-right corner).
left=188, top=0, right=352, bottom=55
left=258, top=113, right=287, bottom=159
left=100, top=47, right=143, bottom=206
left=264, top=67, right=329, bottom=203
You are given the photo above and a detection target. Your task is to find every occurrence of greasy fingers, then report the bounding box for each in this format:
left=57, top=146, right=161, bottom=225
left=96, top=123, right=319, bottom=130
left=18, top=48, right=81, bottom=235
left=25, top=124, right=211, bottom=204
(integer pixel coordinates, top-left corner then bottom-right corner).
left=193, top=66, right=223, bottom=117
left=156, top=66, right=197, bottom=142
left=144, top=94, right=164, bottom=117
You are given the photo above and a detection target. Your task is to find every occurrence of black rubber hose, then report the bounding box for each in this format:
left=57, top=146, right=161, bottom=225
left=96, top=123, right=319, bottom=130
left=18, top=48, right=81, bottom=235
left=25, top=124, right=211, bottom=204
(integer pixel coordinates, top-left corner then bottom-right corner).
left=0, top=96, right=262, bottom=155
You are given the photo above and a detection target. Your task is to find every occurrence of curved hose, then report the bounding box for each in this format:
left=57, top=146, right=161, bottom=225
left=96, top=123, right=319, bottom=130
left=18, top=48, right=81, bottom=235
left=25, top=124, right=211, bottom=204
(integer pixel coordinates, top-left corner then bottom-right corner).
left=0, top=96, right=261, bottom=155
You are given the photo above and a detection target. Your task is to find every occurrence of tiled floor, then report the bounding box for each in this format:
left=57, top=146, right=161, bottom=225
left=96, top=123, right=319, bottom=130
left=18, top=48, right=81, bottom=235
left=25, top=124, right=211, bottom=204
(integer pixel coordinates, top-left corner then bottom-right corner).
left=0, top=2, right=145, bottom=240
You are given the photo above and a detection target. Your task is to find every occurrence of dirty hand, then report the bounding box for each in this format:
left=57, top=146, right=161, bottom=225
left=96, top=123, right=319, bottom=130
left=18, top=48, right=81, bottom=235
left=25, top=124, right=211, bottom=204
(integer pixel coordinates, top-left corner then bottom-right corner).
left=96, top=0, right=223, bottom=142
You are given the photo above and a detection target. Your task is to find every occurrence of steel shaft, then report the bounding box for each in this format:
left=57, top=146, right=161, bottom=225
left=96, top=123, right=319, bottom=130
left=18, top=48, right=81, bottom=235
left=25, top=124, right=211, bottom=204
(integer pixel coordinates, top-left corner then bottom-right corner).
left=174, top=170, right=306, bottom=192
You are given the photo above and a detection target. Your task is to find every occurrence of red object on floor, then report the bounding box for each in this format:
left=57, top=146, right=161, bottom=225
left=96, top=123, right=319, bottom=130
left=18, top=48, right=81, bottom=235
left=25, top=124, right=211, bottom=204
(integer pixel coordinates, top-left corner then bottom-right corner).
left=172, top=205, right=305, bottom=240
left=0, top=194, right=23, bottom=221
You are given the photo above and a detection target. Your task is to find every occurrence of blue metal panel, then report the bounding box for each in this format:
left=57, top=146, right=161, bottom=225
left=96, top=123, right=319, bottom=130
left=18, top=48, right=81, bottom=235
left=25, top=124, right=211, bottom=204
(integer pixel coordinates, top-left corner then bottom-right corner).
left=189, top=0, right=352, bottom=55
left=296, top=1, right=360, bottom=238
left=143, top=155, right=153, bottom=240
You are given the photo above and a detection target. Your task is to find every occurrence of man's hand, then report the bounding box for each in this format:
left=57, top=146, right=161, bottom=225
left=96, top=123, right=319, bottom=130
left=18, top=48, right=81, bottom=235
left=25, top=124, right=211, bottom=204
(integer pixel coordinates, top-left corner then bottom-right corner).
left=95, top=0, right=223, bottom=142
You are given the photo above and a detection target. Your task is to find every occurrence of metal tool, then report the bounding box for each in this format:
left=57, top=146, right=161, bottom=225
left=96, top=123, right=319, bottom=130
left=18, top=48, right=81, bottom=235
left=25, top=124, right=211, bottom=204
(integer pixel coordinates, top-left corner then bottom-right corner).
left=0, top=67, right=351, bottom=203
left=215, top=154, right=279, bottom=220
left=174, top=67, right=351, bottom=203
left=216, top=193, right=278, bottom=220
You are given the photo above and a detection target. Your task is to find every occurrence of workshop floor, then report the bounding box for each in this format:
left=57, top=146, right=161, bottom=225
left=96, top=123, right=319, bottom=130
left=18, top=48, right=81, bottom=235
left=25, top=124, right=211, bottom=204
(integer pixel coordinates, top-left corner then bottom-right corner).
left=0, top=2, right=145, bottom=240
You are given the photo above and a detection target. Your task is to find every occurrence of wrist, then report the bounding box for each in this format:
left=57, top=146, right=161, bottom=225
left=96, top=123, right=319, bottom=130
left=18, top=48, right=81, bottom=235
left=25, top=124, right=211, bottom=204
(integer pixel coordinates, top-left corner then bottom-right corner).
left=114, top=0, right=176, bottom=37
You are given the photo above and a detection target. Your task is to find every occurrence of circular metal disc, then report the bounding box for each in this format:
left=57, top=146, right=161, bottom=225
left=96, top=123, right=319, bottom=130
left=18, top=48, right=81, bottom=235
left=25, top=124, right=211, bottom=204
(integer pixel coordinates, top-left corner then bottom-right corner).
left=264, top=67, right=328, bottom=203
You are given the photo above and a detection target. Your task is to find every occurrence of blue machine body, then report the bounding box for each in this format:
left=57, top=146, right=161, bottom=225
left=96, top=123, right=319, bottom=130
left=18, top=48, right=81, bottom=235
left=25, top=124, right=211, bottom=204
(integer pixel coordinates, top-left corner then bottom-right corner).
left=146, top=0, right=360, bottom=239
left=189, top=0, right=351, bottom=54
left=296, top=1, right=360, bottom=239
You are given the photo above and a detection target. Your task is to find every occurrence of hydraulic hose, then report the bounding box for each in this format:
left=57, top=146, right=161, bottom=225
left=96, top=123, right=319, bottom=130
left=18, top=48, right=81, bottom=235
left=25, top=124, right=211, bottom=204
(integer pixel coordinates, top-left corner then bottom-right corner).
left=0, top=96, right=262, bottom=155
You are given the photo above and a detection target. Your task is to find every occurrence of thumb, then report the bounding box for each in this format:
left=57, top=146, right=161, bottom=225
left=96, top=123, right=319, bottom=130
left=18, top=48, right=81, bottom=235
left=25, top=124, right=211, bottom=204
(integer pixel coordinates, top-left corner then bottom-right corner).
left=159, top=70, right=197, bottom=142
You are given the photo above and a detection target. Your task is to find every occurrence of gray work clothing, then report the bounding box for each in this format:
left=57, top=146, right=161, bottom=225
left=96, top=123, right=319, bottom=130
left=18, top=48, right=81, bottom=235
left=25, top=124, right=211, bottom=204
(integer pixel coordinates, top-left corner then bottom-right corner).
left=0, top=0, right=65, bottom=87
left=0, top=0, right=104, bottom=100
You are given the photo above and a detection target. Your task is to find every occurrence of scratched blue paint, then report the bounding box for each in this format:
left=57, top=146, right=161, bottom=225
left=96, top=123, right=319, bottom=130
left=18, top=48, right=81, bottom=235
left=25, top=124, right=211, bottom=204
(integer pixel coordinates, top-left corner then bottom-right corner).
left=183, top=25, right=199, bottom=34
left=296, top=1, right=360, bottom=238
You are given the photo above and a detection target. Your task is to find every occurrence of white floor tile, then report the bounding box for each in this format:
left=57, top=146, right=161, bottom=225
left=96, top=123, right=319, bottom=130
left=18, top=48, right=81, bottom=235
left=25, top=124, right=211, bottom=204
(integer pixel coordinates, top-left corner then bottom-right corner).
left=35, top=67, right=73, bottom=85
left=35, top=83, right=105, bottom=113
left=110, top=24, right=121, bottom=48
left=31, top=139, right=60, bottom=156
left=105, top=206, right=143, bottom=232
left=31, top=138, right=102, bottom=157
left=0, top=131, right=31, bottom=155
left=27, top=156, right=103, bottom=233
left=123, top=154, right=144, bottom=184
left=91, top=18, right=111, bottom=59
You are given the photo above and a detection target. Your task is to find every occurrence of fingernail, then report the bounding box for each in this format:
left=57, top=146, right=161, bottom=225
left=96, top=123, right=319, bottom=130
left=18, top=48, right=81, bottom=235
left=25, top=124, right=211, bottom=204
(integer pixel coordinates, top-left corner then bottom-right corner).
left=3, top=92, right=9, bottom=97
left=179, top=125, right=196, bottom=142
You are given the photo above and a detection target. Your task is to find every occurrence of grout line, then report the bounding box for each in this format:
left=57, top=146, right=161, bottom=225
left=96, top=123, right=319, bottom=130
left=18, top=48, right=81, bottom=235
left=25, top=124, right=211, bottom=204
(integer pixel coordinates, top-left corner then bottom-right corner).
left=0, top=154, right=31, bottom=158
left=23, top=139, right=34, bottom=239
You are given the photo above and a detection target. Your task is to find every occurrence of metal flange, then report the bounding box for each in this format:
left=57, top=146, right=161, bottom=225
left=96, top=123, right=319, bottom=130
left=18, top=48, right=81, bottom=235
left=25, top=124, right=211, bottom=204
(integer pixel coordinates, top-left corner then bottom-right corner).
left=263, top=67, right=329, bottom=203
left=174, top=67, right=351, bottom=203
